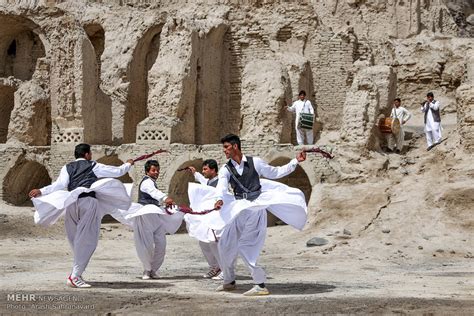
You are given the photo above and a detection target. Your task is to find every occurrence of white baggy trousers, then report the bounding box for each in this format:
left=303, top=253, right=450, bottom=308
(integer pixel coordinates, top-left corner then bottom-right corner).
left=199, top=241, right=220, bottom=269
left=218, top=208, right=267, bottom=284
left=133, top=213, right=167, bottom=272
left=64, top=197, right=101, bottom=278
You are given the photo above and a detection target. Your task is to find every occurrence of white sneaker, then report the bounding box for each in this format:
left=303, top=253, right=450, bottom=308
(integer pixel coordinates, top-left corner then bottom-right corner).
left=142, top=270, right=151, bottom=280
left=243, top=285, right=270, bottom=296
left=67, top=275, right=91, bottom=288
left=150, top=271, right=159, bottom=279
left=203, top=267, right=221, bottom=278
left=211, top=271, right=224, bottom=280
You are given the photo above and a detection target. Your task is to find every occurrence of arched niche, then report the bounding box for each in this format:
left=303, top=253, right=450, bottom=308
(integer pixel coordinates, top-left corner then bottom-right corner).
left=82, top=23, right=112, bottom=145
left=3, top=158, right=51, bottom=206
left=267, top=156, right=312, bottom=226
left=0, top=84, right=15, bottom=143
left=0, top=15, right=46, bottom=80
left=123, top=25, right=162, bottom=143
left=167, top=159, right=204, bottom=206
left=96, top=155, right=133, bottom=183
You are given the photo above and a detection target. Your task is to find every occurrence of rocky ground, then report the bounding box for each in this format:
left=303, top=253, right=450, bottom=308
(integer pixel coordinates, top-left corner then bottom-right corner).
left=0, top=114, right=473, bottom=315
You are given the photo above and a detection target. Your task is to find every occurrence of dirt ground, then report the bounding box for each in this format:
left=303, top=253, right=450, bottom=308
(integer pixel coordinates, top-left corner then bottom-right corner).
left=1, top=113, right=473, bottom=315
left=0, top=210, right=473, bottom=315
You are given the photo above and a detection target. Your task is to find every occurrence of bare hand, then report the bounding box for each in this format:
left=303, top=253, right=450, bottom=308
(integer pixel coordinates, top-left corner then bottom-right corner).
left=187, top=166, right=196, bottom=174
left=29, top=189, right=41, bottom=198
left=126, top=159, right=135, bottom=166
left=214, top=200, right=223, bottom=210
left=296, top=151, right=306, bottom=162
left=164, top=197, right=174, bottom=206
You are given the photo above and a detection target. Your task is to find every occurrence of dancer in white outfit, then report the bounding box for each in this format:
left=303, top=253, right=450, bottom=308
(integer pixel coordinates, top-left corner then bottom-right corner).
left=29, top=143, right=134, bottom=288
left=210, top=134, right=307, bottom=296
left=185, top=160, right=222, bottom=280
left=421, top=92, right=442, bottom=150
left=128, top=160, right=183, bottom=280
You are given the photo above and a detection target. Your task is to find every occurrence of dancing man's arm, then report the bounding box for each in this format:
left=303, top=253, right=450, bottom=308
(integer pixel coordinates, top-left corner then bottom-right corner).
left=93, top=159, right=134, bottom=178
left=29, top=166, right=70, bottom=197
left=141, top=178, right=172, bottom=204
left=254, top=152, right=306, bottom=179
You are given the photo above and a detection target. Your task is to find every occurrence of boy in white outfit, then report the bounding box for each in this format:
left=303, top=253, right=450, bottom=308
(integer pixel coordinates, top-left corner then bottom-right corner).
left=386, top=98, right=411, bottom=153
left=287, top=90, right=315, bottom=145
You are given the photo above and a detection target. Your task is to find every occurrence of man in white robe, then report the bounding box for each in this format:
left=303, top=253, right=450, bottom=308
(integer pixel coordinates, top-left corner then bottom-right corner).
left=213, top=134, right=307, bottom=296
left=186, top=160, right=222, bottom=280
left=29, top=143, right=134, bottom=288
left=287, top=90, right=315, bottom=145
left=129, top=160, right=182, bottom=280
left=421, top=92, right=442, bottom=150
left=386, top=98, right=412, bottom=153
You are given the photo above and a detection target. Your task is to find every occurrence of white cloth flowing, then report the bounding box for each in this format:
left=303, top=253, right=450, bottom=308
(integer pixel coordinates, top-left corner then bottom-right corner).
left=122, top=203, right=184, bottom=234
left=32, top=178, right=132, bottom=227
left=187, top=180, right=307, bottom=232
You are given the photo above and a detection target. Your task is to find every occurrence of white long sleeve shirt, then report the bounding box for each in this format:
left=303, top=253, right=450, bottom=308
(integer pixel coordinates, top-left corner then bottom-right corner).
left=215, top=155, right=299, bottom=200
left=421, top=100, right=441, bottom=132
left=194, top=172, right=218, bottom=186
left=40, top=158, right=132, bottom=195
left=287, top=99, right=315, bottom=128
left=390, top=106, right=411, bottom=124
left=140, top=177, right=167, bottom=203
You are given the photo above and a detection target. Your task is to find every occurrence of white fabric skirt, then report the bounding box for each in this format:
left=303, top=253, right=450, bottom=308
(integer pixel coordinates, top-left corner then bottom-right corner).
left=123, top=203, right=184, bottom=234
left=32, top=178, right=132, bottom=227
left=186, top=179, right=308, bottom=235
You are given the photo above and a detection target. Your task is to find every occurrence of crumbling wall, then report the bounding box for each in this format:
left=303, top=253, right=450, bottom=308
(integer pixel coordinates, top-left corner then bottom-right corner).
left=456, top=56, right=474, bottom=153
left=340, top=65, right=397, bottom=150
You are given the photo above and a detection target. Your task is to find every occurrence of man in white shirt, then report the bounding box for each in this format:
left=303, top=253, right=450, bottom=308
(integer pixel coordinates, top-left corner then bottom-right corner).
left=287, top=90, right=315, bottom=145
left=187, top=160, right=222, bottom=280
left=29, top=143, right=134, bottom=288
left=213, top=134, right=307, bottom=296
left=421, top=92, right=442, bottom=151
left=386, top=98, right=412, bottom=153
left=133, top=160, right=175, bottom=280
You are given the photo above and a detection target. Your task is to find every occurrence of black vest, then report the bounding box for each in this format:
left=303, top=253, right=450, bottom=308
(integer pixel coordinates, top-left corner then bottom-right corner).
left=66, top=160, right=98, bottom=191
left=226, top=156, right=261, bottom=197
left=138, top=176, right=160, bottom=206
left=207, top=177, right=218, bottom=187
left=423, top=101, right=441, bottom=124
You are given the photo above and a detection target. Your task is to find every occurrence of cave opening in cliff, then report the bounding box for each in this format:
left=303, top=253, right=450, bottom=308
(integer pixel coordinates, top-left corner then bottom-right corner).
left=0, top=15, right=45, bottom=81
left=3, top=158, right=51, bottom=206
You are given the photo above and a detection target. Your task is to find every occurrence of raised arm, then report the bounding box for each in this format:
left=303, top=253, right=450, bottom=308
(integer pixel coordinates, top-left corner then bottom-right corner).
left=93, top=160, right=133, bottom=178
left=254, top=157, right=298, bottom=180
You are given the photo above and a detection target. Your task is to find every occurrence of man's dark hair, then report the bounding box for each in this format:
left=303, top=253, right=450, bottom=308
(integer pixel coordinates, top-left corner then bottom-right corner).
left=203, top=159, right=218, bottom=172
left=74, top=143, right=91, bottom=159
left=394, top=97, right=401, bottom=103
left=299, top=90, right=306, bottom=96
left=427, top=92, right=434, bottom=98
left=221, top=134, right=241, bottom=150
left=145, top=160, right=160, bottom=173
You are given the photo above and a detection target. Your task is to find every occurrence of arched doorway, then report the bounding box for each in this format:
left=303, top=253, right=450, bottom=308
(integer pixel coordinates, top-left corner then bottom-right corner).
left=3, top=158, right=51, bottom=206
left=167, top=159, right=204, bottom=232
